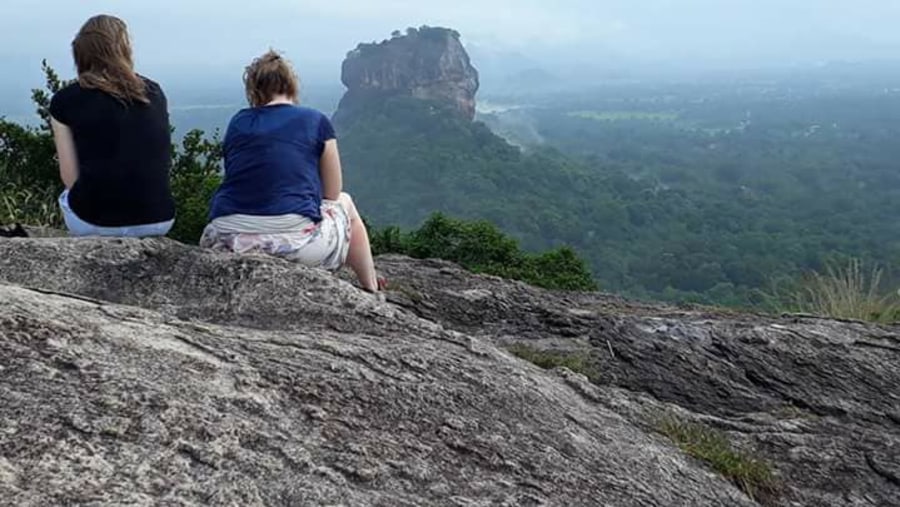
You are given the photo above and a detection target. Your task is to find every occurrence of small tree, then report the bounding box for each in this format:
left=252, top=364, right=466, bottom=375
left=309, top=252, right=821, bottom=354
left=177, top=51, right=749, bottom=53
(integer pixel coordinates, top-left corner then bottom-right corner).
left=168, top=130, right=223, bottom=244
left=31, top=60, right=75, bottom=132
left=370, top=212, right=598, bottom=291
left=0, top=60, right=71, bottom=226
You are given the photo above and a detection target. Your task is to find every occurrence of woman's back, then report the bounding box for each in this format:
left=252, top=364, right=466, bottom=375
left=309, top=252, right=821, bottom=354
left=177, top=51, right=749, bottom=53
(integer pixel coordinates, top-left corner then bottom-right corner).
left=210, top=104, right=335, bottom=223
left=50, top=77, right=174, bottom=227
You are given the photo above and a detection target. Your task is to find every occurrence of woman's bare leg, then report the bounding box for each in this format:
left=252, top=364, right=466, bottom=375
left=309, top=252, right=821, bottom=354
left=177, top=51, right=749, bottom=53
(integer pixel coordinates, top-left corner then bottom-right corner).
left=337, top=192, right=378, bottom=292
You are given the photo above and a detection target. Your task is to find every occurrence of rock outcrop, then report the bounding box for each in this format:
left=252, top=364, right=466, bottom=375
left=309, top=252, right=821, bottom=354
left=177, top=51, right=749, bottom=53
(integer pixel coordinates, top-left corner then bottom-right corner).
left=1, top=237, right=899, bottom=506
left=335, top=27, right=479, bottom=124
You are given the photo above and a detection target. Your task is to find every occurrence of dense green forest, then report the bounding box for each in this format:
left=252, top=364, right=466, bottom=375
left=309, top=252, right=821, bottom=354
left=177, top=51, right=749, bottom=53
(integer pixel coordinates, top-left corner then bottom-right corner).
left=340, top=79, right=900, bottom=306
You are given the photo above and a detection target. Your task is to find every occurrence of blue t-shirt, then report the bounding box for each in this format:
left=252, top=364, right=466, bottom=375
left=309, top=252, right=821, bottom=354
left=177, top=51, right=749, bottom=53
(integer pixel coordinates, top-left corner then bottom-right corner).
left=210, top=104, right=336, bottom=222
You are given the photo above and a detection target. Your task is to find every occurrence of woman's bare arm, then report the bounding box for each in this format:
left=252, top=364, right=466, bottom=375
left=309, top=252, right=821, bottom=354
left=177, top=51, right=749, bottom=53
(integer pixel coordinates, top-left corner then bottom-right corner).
left=319, top=139, right=343, bottom=201
left=50, top=118, right=79, bottom=189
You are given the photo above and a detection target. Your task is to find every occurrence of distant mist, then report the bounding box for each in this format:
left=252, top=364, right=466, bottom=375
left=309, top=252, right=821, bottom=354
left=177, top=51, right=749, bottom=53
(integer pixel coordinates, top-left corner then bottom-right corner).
left=2, top=0, right=900, bottom=114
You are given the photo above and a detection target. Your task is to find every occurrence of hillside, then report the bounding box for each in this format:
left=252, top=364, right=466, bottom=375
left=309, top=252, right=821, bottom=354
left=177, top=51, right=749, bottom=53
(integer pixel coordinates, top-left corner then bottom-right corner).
left=1, top=236, right=898, bottom=505
left=338, top=95, right=601, bottom=245
left=334, top=28, right=900, bottom=307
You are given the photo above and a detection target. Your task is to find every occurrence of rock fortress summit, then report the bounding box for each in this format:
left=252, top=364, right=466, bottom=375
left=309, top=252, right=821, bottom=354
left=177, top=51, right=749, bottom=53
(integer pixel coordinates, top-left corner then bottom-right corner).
left=334, top=27, right=479, bottom=127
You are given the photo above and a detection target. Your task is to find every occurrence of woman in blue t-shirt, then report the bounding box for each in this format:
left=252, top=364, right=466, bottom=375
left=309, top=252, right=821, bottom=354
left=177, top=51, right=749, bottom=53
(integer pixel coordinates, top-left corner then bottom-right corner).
left=49, top=15, right=175, bottom=237
left=201, top=51, right=381, bottom=293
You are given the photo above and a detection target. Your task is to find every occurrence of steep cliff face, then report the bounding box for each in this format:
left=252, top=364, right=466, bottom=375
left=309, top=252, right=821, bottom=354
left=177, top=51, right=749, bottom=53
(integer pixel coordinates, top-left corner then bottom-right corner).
left=335, top=27, right=479, bottom=125
left=1, top=236, right=899, bottom=506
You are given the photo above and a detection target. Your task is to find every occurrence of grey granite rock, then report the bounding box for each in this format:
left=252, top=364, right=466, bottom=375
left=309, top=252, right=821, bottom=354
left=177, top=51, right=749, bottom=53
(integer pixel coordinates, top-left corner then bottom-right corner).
left=336, top=27, right=479, bottom=123
left=0, top=237, right=897, bottom=506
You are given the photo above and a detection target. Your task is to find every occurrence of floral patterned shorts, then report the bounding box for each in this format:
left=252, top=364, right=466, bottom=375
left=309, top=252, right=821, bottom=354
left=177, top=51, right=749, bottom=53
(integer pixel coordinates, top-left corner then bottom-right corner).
left=200, top=201, right=351, bottom=271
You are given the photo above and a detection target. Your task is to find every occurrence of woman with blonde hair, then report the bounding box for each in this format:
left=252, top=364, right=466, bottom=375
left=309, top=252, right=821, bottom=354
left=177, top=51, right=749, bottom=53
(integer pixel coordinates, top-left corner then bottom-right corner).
left=50, top=14, right=175, bottom=236
left=201, top=51, right=382, bottom=293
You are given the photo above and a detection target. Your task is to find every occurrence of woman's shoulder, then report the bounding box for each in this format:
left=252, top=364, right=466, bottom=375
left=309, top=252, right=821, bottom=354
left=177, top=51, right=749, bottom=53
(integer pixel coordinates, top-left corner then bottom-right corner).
left=225, top=107, right=259, bottom=136
left=228, top=106, right=255, bottom=122
left=259, top=105, right=329, bottom=126
left=138, top=75, right=161, bottom=90
left=227, top=105, right=327, bottom=130
left=292, top=107, right=334, bottom=136
left=49, top=81, right=86, bottom=121
left=51, top=81, right=83, bottom=102
left=137, top=75, right=166, bottom=100
left=291, top=105, right=328, bottom=120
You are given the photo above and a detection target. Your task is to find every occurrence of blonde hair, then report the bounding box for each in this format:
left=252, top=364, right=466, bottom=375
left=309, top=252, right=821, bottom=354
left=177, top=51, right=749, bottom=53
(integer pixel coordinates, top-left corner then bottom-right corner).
left=243, top=50, right=300, bottom=107
left=72, top=15, right=148, bottom=104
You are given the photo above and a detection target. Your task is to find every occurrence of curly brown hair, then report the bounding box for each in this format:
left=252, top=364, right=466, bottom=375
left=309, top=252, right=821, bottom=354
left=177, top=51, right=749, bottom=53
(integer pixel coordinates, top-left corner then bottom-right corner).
left=73, top=15, right=148, bottom=104
left=243, top=50, right=300, bottom=107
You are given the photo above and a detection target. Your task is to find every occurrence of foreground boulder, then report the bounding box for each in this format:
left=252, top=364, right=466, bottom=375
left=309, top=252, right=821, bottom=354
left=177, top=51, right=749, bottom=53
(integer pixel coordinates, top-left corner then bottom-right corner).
left=0, top=237, right=898, bottom=506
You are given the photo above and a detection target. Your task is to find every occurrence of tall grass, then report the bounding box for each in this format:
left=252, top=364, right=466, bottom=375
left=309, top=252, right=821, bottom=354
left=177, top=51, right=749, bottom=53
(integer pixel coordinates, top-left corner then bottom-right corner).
left=655, top=414, right=780, bottom=504
left=0, top=183, right=62, bottom=228
left=785, top=259, right=900, bottom=323
left=506, top=343, right=600, bottom=382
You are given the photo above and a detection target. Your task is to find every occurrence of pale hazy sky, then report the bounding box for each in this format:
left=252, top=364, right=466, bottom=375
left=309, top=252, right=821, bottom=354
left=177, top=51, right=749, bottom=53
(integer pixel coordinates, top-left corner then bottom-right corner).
left=2, top=0, right=900, bottom=111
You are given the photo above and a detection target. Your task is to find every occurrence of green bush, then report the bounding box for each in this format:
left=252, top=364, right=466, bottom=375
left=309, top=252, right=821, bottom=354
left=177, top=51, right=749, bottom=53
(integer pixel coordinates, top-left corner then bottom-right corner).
left=168, top=130, right=223, bottom=243
left=0, top=118, right=62, bottom=227
left=519, top=247, right=599, bottom=291
left=0, top=119, right=58, bottom=190
left=405, top=213, right=523, bottom=271
left=371, top=213, right=598, bottom=291
left=0, top=61, right=68, bottom=227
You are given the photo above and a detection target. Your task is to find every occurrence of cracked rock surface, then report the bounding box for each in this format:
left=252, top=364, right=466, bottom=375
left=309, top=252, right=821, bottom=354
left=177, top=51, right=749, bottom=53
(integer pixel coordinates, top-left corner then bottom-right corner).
left=0, top=238, right=898, bottom=506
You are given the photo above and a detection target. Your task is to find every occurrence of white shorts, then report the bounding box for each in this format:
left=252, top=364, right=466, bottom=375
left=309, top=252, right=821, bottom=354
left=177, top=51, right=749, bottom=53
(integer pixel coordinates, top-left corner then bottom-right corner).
left=199, top=201, right=351, bottom=271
